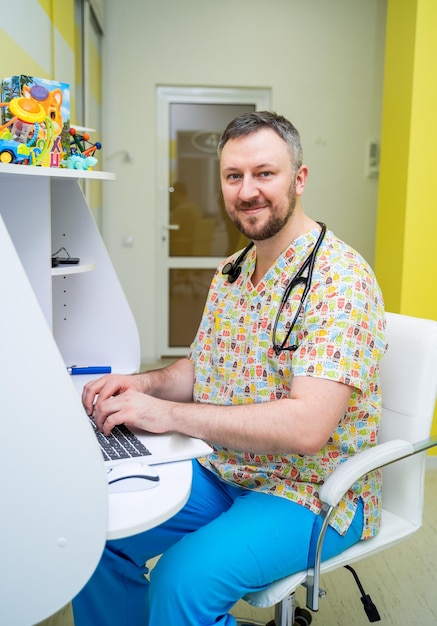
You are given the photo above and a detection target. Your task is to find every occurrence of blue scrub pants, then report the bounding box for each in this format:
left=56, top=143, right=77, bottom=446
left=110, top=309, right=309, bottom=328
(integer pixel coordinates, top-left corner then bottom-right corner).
left=73, top=460, right=363, bottom=626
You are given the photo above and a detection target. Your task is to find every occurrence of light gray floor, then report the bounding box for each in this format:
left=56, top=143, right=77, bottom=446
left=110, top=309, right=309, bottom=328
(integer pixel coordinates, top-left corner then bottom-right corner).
left=37, top=470, right=436, bottom=626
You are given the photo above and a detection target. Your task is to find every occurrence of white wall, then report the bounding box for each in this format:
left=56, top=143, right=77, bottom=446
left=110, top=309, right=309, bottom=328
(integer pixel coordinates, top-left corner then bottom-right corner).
left=102, top=0, right=387, bottom=363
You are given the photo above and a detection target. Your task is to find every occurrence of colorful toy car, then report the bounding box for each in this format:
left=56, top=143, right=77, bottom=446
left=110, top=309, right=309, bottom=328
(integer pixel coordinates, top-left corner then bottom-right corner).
left=0, top=138, right=41, bottom=164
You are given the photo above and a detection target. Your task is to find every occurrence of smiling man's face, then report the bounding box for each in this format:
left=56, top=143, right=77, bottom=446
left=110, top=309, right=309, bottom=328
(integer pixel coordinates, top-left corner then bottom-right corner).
left=220, top=128, right=302, bottom=241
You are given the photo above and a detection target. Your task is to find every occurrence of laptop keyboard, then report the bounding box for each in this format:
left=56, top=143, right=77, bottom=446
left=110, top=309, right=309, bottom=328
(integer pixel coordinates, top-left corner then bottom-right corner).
left=88, top=416, right=151, bottom=462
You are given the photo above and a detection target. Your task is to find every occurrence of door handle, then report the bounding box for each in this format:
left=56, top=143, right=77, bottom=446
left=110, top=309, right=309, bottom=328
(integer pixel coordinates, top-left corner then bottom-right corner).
left=163, top=224, right=180, bottom=231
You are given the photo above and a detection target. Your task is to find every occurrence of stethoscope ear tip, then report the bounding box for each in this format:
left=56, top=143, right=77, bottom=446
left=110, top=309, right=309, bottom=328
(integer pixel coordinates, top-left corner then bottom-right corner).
left=224, top=266, right=241, bottom=283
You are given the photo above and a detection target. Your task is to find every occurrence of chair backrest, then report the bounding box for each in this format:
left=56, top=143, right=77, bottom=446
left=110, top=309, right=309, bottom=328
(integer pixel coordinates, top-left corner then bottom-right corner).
left=379, top=312, right=437, bottom=525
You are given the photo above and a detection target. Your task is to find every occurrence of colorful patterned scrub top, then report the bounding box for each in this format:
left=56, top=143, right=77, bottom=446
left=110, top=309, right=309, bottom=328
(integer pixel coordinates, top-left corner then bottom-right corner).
left=188, top=226, right=386, bottom=539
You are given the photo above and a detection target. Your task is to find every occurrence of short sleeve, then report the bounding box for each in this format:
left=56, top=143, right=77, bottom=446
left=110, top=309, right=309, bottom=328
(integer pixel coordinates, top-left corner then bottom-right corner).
left=291, top=251, right=386, bottom=391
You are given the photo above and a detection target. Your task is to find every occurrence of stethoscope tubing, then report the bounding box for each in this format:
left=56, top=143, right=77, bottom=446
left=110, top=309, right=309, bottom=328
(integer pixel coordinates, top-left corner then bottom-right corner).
left=222, top=222, right=327, bottom=354
left=272, top=222, right=326, bottom=354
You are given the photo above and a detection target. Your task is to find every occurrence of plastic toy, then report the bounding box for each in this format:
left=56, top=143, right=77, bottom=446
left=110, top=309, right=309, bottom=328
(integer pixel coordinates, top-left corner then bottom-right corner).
left=0, top=137, right=41, bottom=165
left=1, top=76, right=68, bottom=166
left=61, top=127, right=101, bottom=169
left=62, top=154, right=98, bottom=170
left=0, top=96, right=54, bottom=165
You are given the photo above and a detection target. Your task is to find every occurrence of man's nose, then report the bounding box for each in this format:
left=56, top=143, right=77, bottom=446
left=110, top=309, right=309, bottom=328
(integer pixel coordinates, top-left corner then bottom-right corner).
left=238, top=176, right=259, bottom=202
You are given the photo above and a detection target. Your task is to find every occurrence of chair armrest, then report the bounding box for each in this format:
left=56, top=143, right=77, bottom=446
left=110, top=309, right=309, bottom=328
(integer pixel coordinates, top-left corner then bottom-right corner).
left=319, top=439, right=414, bottom=507
left=305, top=435, right=437, bottom=612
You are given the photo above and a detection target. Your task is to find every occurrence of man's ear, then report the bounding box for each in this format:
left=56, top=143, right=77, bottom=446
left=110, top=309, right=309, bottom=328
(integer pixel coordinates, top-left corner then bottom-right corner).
left=295, top=165, right=309, bottom=196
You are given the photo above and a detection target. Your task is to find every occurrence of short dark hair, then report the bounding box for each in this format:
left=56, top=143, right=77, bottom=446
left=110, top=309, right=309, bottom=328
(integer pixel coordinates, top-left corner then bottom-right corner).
left=217, top=111, right=303, bottom=172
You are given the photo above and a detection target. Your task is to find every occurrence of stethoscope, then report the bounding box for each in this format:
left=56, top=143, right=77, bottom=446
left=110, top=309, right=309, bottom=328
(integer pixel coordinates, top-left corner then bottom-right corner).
left=222, top=222, right=327, bottom=355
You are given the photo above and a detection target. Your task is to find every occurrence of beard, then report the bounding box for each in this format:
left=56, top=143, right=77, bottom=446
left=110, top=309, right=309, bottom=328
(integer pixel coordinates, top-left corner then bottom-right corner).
left=229, top=182, right=297, bottom=242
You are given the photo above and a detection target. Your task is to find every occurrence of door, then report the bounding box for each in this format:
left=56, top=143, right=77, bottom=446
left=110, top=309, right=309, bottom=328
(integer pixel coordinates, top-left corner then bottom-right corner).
left=156, top=87, right=271, bottom=357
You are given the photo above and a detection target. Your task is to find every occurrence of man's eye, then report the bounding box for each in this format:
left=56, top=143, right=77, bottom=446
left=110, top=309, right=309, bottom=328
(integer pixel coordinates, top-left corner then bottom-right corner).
left=259, top=171, right=272, bottom=178
left=227, top=173, right=241, bottom=180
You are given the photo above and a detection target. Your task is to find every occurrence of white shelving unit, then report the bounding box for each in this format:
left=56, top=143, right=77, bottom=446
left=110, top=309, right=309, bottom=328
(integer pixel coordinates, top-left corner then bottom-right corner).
left=0, top=163, right=140, bottom=626
left=51, top=259, right=96, bottom=276
left=0, top=163, right=140, bottom=372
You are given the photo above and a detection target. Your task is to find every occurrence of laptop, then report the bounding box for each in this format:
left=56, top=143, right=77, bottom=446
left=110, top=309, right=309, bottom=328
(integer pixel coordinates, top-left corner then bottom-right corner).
left=88, top=414, right=213, bottom=469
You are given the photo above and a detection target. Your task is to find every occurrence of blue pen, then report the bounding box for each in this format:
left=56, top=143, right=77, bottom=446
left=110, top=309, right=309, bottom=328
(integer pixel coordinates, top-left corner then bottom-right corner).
left=67, top=365, right=112, bottom=375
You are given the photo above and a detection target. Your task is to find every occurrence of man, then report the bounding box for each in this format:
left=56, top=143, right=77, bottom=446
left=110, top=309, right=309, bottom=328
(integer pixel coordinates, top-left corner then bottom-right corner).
left=73, top=112, right=386, bottom=626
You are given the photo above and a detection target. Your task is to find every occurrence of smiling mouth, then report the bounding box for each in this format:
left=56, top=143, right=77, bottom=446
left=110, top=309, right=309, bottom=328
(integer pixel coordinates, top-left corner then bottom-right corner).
left=239, top=202, right=269, bottom=212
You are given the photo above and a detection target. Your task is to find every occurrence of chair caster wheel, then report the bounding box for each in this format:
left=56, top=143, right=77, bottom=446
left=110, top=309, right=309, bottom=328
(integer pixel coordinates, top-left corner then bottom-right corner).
left=294, top=607, right=312, bottom=625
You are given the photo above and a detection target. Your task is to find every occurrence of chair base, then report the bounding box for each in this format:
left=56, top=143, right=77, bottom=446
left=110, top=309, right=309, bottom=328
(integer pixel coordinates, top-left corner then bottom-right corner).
left=235, top=606, right=312, bottom=626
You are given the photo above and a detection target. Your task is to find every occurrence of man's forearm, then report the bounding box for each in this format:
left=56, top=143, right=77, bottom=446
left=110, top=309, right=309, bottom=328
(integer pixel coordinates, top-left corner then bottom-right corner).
left=138, top=357, right=195, bottom=402
left=165, top=375, right=353, bottom=455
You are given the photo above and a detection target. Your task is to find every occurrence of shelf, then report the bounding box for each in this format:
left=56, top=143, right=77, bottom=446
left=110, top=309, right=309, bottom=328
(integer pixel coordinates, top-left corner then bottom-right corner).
left=51, top=259, right=96, bottom=276
left=1, top=162, right=140, bottom=377
left=0, top=162, right=115, bottom=181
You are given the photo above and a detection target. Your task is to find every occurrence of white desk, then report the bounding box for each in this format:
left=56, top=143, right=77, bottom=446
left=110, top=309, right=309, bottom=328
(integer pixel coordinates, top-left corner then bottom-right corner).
left=107, top=459, right=193, bottom=539
left=1, top=165, right=150, bottom=626
left=70, top=375, right=196, bottom=539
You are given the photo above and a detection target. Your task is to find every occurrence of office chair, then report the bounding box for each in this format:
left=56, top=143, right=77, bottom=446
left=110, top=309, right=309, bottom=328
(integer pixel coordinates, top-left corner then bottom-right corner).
left=237, top=312, right=437, bottom=626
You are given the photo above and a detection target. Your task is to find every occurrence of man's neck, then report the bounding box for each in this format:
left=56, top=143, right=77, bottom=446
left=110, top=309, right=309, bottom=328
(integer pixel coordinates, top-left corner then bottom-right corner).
left=251, top=211, right=319, bottom=287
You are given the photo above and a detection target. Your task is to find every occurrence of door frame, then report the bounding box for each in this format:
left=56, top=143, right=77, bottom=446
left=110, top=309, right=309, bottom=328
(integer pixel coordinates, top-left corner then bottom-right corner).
left=156, top=86, right=271, bottom=357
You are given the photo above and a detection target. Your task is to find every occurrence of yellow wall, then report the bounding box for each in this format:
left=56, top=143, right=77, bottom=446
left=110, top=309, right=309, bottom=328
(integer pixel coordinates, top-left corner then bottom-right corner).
left=0, top=3, right=75, bottom=80
left=375, top=0, right=437, bottom=450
